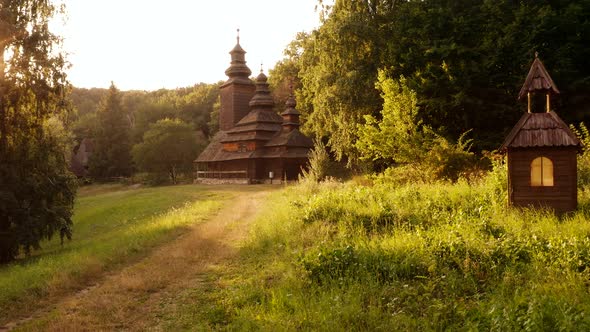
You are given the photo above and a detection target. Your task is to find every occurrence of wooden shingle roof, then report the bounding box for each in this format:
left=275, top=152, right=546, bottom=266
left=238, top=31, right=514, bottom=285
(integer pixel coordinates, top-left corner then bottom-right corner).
left=518, top=57, right=560, bottom=100
left=221, top=131, right=278, bottom=143
left=195, top=131, right=256, bottom=162
left=265, top=130, right=313, bottom=149
left=501, top=112, right=581, bottom=150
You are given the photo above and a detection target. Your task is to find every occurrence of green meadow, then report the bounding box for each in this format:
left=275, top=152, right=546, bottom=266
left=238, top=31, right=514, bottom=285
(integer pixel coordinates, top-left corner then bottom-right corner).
left=172, top=176, right=590, bottom=330
left=0, top=184, right=230, bottom=322
left=4, top=177, right=590, bottom=330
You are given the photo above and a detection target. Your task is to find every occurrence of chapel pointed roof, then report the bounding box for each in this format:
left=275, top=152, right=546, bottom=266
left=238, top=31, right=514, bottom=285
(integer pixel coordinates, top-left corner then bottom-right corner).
left=518, top=55, right=560, bottom=100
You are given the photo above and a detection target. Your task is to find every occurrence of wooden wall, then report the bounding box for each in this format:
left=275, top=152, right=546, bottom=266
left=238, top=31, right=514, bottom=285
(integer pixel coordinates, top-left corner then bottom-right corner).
left=219, top=82, right=255, bottom=131
left=198, top=157, right=309, bottom=182
left=223, top=141, right=257, bottom=152
left=508, top=147, right=578, bottom=212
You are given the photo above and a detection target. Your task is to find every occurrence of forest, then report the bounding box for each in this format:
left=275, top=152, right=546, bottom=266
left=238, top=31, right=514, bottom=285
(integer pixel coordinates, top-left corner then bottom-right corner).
left=69, top=83, right=220, bottom=183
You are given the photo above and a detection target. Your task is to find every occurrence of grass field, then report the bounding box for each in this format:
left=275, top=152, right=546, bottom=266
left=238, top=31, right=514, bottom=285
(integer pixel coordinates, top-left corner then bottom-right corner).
left=5, top=177, right=590, bottom=330
left=0, top=184, right=234, bottom=324
left=174, top=178, right=590, bottom=330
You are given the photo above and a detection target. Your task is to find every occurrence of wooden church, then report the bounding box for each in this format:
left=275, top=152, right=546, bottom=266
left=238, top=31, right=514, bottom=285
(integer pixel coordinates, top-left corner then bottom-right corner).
left=194, top=35, right=313, bottom=184
left=501, top=55, right=582, bottom=213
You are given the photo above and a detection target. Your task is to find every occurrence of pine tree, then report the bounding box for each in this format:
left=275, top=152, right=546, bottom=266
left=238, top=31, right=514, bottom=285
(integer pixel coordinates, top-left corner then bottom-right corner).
left=89, top=82, right=133, bottom=179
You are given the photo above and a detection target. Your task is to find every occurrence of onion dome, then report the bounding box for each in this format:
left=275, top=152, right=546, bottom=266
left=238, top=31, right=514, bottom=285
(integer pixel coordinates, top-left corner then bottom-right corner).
left=282, top=95, right=300, bottom=116
left=281, top=94, right=301, bottom=132
left=224, top=31, right=252, bottom=80
left=248, top=71, right=274, bottom=110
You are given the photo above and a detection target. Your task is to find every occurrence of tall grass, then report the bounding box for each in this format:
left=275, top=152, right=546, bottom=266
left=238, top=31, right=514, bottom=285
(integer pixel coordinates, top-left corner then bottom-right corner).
left=209, top=176, right=590, bottom=330
left=0, top=184, right=229, bottom=321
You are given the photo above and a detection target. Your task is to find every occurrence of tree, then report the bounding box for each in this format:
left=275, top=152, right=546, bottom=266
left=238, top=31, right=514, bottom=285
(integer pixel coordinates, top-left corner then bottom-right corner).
left=357, top=71, right=475, bottom=182
left=356, top=72, right=425, bottom=164
left=301, top=139, right=331, bottom=182
left=0, top=0, right=76, bottom=263
left=289, top=0, right=590, bottom=166
left=89, top=82, right=133, bottom=179
left=297, top=4, right=383, bottom=164
left=176, top=83, right=221, bottom=139
left=269, top=32, right=308, bottom=114
left=206, top=98, right=220, bottom=138
left=132, top=119, right=203, bottom=184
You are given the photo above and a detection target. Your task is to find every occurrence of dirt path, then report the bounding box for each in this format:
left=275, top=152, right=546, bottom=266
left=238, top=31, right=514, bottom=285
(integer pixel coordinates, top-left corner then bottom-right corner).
left=8, top=188, right=272, bottom=331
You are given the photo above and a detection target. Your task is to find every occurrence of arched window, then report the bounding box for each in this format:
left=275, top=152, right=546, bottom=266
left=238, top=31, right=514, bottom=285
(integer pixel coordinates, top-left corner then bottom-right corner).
left=531, top=156, right=554, bottom=187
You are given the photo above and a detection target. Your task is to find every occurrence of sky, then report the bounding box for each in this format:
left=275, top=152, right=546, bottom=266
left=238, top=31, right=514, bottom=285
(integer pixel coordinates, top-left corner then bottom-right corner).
left=55, top=0, right=324, bottom=91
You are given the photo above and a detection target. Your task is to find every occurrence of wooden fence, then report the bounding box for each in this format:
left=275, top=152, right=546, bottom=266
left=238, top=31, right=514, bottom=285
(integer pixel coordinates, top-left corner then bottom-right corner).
left=195, top=170, right=248, bottom=179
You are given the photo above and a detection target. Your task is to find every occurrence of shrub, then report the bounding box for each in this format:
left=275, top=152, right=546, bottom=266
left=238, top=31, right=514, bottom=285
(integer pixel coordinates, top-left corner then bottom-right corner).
left=482, top=152, right=508, bottom=208
left=301, top=139, right=331, bottom=182
left=571, top=122, right=590, bottom=187
left=301, top=244, right=430, bottom=285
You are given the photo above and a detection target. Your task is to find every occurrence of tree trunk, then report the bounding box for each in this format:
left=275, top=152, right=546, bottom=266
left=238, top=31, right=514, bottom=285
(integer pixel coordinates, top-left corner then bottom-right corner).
left=0, top=15, right=10, bottom=263
left=169, top=165, right=177, bottom=185
left=0, top=41, right=7, bottom=157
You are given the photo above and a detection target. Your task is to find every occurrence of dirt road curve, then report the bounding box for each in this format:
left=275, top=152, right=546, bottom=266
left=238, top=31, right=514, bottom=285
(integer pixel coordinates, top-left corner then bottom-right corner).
left=4, top=189, right=271, bottom=331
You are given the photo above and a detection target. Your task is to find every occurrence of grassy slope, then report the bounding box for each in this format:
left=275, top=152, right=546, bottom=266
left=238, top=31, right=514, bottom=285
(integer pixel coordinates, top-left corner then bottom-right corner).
left=0, top=184, right=231, bottom=323
left=171, top=180, right=590, bottom=331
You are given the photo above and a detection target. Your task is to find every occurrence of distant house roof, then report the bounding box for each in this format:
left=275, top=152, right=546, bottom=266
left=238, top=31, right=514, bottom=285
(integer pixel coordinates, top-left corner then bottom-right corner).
left=70, top=155, right=87, bottom=177
left=501, top=112, right=581, bottom=150
left=69, top=137, right=94, bottom=177
left=518, top=57, right=560, bottom=100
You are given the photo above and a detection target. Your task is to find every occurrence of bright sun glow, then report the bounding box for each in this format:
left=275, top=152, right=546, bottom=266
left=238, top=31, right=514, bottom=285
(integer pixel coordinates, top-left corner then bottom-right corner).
left=55, top=0, right=322, bottom=91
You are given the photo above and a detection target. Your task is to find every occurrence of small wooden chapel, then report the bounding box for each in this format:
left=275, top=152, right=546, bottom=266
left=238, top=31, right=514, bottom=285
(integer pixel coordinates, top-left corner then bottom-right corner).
left=501, top=55, right=582, bottom=213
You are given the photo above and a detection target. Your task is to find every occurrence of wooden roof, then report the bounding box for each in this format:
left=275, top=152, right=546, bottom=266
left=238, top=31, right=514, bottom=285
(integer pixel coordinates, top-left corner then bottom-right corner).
left=221, top=131, right=278, bottom=143
left=229, top=110, right=283, bottom=129
left=196, top=129, right=313, bottom=163
left=518, top=57, right=560, bottom=100
left=265, top=129, right=313, bottom=149
left=256, top=148, right=312, bottom=159
left=195, top=131, right=255, bottom=162
left=501, top=112, right=581, bottom=150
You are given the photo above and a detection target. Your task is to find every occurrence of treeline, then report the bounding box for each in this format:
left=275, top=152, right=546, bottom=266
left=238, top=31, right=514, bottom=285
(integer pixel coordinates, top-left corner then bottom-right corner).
left=271, top=0, right=590, bottom=168
left=70, top=82, right=221, bottom=183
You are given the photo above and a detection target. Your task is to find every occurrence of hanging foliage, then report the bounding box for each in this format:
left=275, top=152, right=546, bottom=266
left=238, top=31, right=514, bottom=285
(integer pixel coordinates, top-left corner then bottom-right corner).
left=0, top=0, right=76, bottom=263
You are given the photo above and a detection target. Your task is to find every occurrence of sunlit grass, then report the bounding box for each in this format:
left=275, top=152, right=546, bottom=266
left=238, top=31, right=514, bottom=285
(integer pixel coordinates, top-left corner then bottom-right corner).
left=178, top=179, right=590, bottom=330
left=0, top=184, right=231, bottom=321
